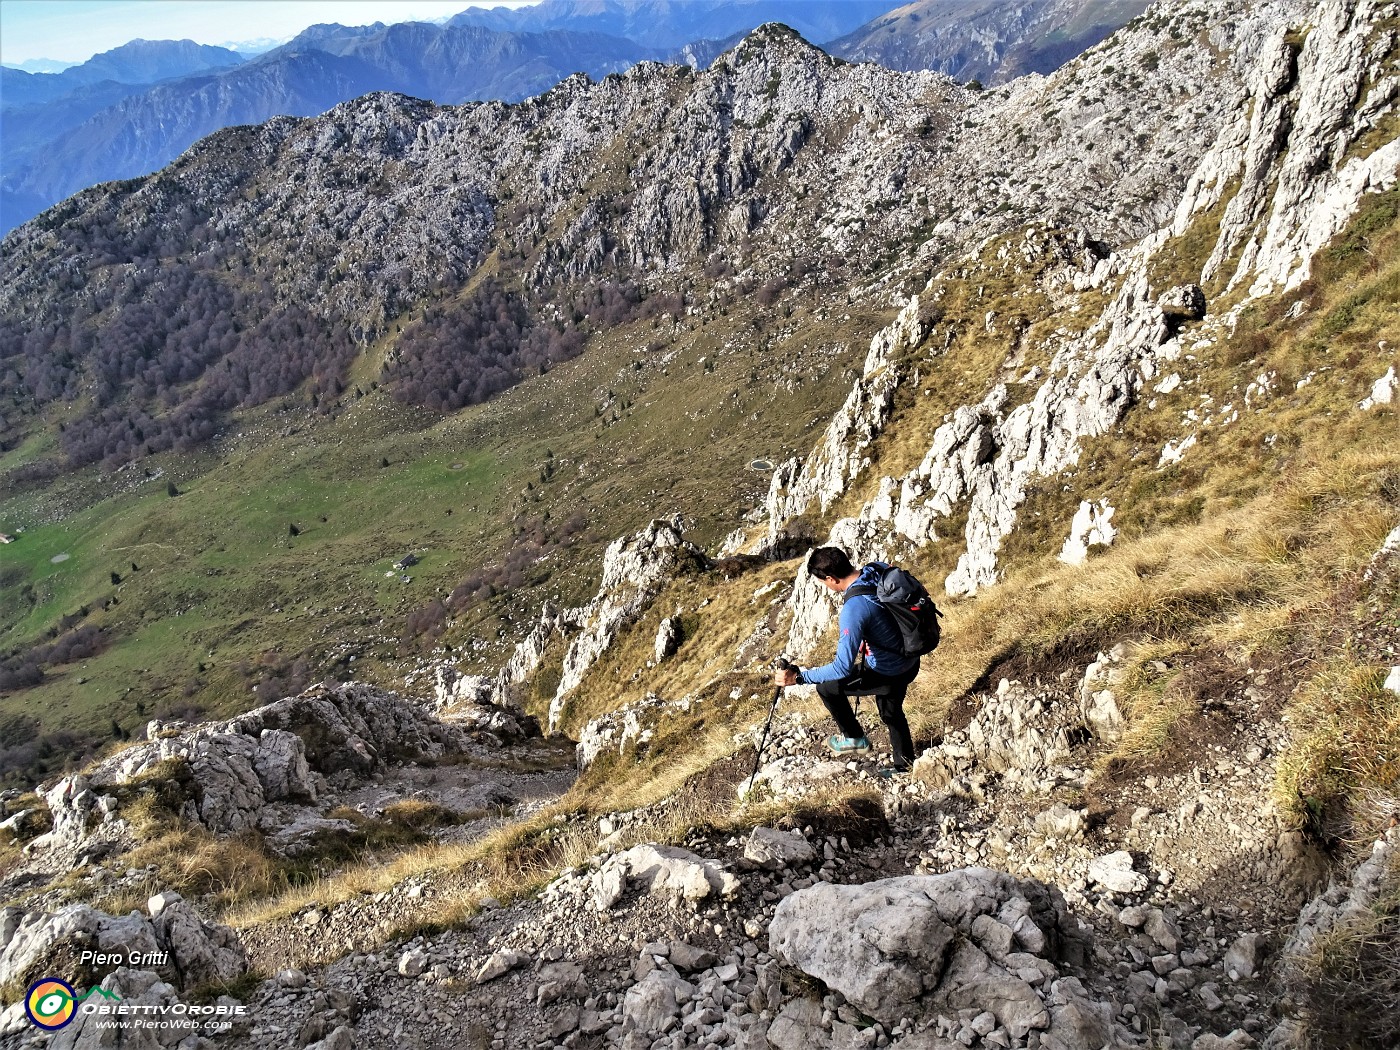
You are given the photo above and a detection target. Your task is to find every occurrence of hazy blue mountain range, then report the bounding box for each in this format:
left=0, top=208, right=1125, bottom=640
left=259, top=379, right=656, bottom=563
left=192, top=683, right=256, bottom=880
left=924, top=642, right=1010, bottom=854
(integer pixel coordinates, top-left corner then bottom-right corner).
left=827, top=0, right=1153, bottom=83
left=446, top=0, right=899, bottom=47
left=4, top=57, right=75, bottom=73
left=0, top=38, right=245, bottom=107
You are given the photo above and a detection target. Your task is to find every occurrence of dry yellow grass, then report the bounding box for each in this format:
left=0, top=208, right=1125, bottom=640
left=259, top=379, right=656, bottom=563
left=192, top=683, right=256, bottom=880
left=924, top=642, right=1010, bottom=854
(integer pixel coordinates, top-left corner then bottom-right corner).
left=898, top=441, right=1397, bottom=770
left=226, top=832, right=528, bottom=930
left=1274, top=664, right=1400, bottom=847
left=99, top=827, right=284, bottom=914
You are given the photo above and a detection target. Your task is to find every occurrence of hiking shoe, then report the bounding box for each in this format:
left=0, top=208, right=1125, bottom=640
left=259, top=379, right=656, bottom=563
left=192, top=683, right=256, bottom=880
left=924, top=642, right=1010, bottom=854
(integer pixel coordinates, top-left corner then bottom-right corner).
left=876, top=765, right=912, bottom=779
left=828, top=735, right=871, bottom=755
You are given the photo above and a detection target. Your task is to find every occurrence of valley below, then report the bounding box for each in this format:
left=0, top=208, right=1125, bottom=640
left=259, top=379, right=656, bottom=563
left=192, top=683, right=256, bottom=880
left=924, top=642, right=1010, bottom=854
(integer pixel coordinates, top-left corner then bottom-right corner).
left=1, top=0, right=1399, bottom=1047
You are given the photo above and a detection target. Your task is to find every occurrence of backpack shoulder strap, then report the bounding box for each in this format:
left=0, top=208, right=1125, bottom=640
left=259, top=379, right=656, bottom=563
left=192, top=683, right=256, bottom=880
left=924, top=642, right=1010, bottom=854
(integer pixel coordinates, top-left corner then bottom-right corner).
left=845, top=583, right=876, bottom=599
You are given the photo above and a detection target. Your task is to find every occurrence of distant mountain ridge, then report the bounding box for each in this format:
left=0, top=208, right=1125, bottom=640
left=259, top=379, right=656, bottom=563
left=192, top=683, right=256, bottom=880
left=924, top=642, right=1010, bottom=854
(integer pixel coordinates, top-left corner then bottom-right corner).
left=446, top=0, right=898, bottom=47
left=828, top=0, right=1153, bottom=83
left=3, top=58, right=75, bottom=73
left=263, top=19, right=648, bottom=101
left=0, top=0, right=1150, bottom=235
left=0, top=21, right=653, bottom=236
left=0, top=38, right=245, bottom=107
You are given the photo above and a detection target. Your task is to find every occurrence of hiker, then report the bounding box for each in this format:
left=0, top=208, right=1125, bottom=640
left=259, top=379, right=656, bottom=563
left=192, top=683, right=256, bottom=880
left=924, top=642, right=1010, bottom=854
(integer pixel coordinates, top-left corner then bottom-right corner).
left=774, top=546, right=922, bottom=777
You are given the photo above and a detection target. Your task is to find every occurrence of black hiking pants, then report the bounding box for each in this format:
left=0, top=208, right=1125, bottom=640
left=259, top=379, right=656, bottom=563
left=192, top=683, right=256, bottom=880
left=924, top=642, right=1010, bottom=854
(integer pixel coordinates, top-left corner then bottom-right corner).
left=815, top=664, right=919, bottom=770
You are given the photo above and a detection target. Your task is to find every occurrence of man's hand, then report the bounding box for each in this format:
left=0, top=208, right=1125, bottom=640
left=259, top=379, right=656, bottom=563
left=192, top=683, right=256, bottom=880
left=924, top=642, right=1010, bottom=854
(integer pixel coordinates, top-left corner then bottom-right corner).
left=774, top=667, right=798, bottom=687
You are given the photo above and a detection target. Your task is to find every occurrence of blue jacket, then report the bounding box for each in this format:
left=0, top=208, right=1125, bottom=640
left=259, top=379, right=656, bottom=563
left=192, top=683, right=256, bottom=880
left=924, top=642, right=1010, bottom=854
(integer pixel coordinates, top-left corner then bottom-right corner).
left=802, top=562, right=918, bottom=683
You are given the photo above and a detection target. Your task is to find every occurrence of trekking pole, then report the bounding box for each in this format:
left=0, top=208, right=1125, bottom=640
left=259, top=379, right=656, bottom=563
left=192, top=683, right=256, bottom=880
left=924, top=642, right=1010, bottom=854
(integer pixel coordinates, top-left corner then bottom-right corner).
left=746, top=657, right=793, bottom=799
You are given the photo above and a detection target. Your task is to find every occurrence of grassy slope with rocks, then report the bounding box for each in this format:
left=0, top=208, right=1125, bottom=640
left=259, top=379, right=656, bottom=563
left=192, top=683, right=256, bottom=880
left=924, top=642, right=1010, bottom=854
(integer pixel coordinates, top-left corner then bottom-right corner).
left=0, top=5, right=1284, bottom=779
left=194, top=46, right=1400, bottom=1048
left=32, top=159, right=1381, bottom=1050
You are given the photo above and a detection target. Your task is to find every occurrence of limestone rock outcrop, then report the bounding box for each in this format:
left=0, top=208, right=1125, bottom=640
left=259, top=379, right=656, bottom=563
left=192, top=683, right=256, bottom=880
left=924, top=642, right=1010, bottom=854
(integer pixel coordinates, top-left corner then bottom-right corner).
left=576, top=692, right=699, bottom=771
left=32, top=683, right=474, bottom=852
left=433, top=601, right=581, bottom=716
left=1181, top=0, right=1400, bottom=296
left=1277, top=825, right=1399, bottom=966
left=548, top=517, right=705, bottom=732
left=768, top=0, right=1395, bottom=615
left=1058, top=499, right=1117, bottom=566
left=432, top=518, right=704, bottom=739
left=770, top=869, right=1101, bottom=1041
left=0, top=894, right=247, bottom=993
left=764, top=295, right=931, bottom=552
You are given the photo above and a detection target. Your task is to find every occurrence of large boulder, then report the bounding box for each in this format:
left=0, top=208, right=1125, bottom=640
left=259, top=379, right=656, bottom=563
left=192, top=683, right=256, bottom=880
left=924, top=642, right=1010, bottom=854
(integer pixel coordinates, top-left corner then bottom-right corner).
left=769, top=869, right=1086, bottom=1030
left=151, top=899, right=249, bottom=988
left=623, top=969, right=695, bottom=1036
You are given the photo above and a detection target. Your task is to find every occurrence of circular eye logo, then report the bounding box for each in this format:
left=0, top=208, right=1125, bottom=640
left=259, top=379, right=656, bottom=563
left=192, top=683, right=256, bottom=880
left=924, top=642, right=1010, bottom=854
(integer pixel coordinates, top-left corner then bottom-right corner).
left=25, top=978, right=77, bottom=1030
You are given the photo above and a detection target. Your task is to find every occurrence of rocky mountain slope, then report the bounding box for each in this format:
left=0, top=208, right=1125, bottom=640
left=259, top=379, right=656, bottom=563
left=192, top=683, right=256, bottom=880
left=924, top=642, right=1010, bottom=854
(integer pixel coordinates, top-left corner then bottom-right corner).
left=0, top=0, right=1398, bottom=1046
left=0, top=1, right=908, bottom=236
left=0, top=0, right=1304, bottom=763
left=0, top=0, right=1152, bottom=238
left=0, top=22, right=650, bottom=236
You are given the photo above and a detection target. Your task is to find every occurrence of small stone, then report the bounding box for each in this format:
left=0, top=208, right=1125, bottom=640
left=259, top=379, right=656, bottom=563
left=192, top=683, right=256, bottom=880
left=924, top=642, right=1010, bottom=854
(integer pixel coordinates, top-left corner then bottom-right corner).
left=1145, top=909, right=1181, bottom=953
left=1224, top=933, right=1268, bottom=980
left=148, top=890, right=183, bottom=917
left=1118, top=906, right=1148, bottom=928
left=477, top=950, right=530, bottom=983
left=669, top=942, right=720, bottom=972
left=1088, top=851, right=1148, bottom=894
left=971, top=1011, right=997, bottom=1036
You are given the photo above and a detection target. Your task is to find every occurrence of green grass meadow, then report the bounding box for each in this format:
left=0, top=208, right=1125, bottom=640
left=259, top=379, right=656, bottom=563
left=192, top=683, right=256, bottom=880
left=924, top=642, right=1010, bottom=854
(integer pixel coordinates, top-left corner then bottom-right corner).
left=0, top=290, right=876, bottom=767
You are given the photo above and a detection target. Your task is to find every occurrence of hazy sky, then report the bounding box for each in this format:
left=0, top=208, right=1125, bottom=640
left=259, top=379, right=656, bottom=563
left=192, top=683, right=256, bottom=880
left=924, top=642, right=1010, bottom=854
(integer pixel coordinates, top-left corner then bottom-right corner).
left=0, top=1, right=537, bottom=66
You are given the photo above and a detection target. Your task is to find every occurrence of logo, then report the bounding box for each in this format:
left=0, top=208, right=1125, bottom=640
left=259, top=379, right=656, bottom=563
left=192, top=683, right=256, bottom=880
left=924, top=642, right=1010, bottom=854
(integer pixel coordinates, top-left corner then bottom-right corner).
left=25, top=978, right=77, bottom=1030
left=19, top=973, right=246, bottom=1033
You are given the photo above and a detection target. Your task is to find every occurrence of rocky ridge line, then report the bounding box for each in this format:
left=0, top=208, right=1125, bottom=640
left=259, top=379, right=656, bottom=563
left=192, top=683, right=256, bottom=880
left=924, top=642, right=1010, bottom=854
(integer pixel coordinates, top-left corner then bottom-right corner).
left=763, top=0, right=1396, bottom=660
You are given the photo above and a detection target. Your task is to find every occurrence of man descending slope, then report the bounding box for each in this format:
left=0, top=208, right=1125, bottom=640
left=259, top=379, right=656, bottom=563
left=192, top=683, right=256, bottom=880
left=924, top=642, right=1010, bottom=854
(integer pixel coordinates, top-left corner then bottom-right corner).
left=774, top=546, right=927, bottom=777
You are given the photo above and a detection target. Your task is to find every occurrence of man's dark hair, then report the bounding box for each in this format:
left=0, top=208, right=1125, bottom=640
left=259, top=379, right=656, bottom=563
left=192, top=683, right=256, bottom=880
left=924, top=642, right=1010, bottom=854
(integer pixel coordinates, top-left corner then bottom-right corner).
left=807, top=547, right=855, bottom=581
